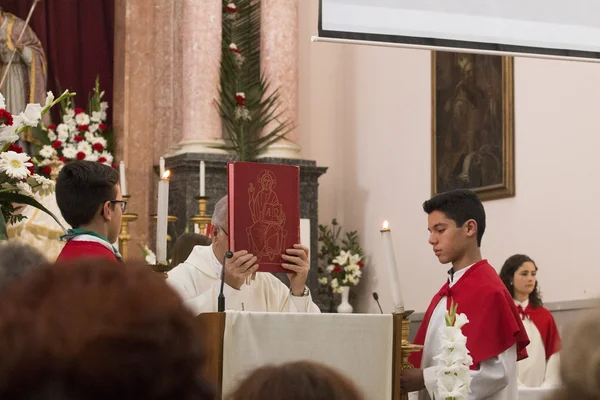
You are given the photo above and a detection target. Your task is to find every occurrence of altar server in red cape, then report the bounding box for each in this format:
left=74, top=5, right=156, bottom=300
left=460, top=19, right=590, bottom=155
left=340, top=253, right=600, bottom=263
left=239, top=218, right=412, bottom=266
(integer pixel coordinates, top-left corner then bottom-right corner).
left=402, top=189, right=529, bottom=400
left=500, top=254, right=561, bottom=388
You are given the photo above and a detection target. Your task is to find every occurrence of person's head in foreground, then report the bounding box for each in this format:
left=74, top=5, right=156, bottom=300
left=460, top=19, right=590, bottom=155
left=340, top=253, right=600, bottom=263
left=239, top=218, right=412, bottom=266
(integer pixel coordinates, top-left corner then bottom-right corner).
left=56, top=160, right=124, bottom=244
left=0, top=259, right=215, bottom=399
left=423, top=189, right=486, bottom=267
left=0, top=242, right=47, bottom=292
left=225, top=360, right=364, bottom=400
left=499, top=254, right=543, bottom=307
left=551, top=308, right=600, bottom=400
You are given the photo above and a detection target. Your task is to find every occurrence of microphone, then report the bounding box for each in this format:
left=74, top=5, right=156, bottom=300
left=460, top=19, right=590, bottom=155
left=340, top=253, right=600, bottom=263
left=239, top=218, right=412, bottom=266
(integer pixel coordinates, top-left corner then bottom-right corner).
left=218, top=251, right=234, bottom=312
left=372, top=292, right=384, bottom=314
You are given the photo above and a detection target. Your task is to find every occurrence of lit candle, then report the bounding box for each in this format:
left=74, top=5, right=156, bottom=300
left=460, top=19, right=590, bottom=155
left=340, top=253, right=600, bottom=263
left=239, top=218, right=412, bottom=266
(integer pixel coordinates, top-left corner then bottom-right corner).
left=159, top=157, right=165, bottom=177
left=156, top=170, right=171, bottom=264
left=199, top=160, right=205, bottom=197
left=119, top=161, right=127, bottom=196
left=380, top=220, right=404, bottom=314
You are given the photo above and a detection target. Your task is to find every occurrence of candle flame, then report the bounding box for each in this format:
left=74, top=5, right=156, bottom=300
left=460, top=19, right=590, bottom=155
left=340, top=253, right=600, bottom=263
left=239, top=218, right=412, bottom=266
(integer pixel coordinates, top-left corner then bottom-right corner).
left=382, top=220, right=389, bottom=229
left=162, top=170, right=171, bottom=179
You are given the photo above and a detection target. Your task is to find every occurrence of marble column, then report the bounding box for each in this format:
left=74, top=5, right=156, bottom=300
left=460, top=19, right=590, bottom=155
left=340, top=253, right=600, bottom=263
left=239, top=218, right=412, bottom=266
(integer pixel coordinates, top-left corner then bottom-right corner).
left=113, top=0, right=157, bottom=256
left=172, top=0, right=226, bottom=155
left=259, top=0, right=302, bottom=159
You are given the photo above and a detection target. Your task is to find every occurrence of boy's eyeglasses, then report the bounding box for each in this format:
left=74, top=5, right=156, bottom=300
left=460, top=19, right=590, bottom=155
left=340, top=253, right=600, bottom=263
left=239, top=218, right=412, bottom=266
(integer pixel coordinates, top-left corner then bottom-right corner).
left=109, top=200, right=127, bottom=213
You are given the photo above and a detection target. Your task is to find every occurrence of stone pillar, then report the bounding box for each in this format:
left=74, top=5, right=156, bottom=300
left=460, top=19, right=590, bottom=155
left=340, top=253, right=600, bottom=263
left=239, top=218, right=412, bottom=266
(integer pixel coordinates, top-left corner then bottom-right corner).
left=259, top=0, right=302, bottom=159
left=113, top=0, right=157, bottom=256
left=173, top=0, right=226, bottom=155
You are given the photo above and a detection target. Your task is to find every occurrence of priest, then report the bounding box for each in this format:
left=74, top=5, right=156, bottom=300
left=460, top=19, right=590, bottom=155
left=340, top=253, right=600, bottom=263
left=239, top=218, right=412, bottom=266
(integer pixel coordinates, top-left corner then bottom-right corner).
left=403, top=189, right=529, bottom=400
left=167, top=195, right=320, bottom=314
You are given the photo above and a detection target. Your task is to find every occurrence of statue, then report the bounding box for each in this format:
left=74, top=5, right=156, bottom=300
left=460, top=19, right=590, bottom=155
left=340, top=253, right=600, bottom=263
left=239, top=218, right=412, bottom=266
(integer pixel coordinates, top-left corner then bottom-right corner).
left=0, top=6, right=47, bottom=151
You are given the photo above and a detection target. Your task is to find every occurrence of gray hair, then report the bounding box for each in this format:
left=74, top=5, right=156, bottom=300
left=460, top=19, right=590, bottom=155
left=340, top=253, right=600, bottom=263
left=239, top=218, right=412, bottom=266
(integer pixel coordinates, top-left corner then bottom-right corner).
left=211, top=195, right=228, bottom=230
left=0, top=242, right=47, bottom=292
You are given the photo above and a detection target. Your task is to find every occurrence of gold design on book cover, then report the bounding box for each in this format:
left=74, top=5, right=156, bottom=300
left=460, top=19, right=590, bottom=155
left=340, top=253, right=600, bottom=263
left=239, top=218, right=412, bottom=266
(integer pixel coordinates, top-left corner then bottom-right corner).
left=246, top=169, right=287, bottom=261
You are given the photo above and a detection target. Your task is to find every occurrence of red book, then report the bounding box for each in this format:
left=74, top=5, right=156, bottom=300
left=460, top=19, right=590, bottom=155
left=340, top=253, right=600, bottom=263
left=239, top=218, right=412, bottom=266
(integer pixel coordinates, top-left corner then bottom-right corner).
left=227, top=161, right=300, bottom=273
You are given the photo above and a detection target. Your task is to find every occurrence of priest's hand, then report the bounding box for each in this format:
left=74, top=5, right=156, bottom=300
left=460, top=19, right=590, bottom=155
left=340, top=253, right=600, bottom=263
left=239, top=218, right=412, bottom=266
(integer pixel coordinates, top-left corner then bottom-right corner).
left=400, top=368, right=425, bottom=394
left=224, top=250, right=258, bottom=290
left=282, top=244, right=310, bottom=296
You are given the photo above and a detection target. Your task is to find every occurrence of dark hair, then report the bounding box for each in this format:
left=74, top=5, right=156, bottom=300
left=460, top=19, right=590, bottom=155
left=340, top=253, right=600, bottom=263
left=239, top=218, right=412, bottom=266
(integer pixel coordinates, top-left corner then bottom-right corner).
left=226, top=361, right=364, bottom=400
left=171, top=233, right=212, bottom=266
left=499, top=254, right=543, bottom=308
left=0, top=259, right=214, bottom=400
left=0, top=243, right=47, bottom=292
left=423, top=189, right=486, bottom=247
left=56, top=160, right=119, bottom=227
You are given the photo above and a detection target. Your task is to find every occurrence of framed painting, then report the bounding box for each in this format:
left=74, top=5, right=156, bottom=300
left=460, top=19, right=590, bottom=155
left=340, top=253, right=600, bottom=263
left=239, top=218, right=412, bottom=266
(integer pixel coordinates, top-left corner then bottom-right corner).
left=431, top=52, right=515, bottom=201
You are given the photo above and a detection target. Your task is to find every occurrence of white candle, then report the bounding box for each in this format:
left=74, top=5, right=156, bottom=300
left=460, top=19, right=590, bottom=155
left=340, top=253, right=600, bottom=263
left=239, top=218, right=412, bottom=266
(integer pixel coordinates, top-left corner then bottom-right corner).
left=156, top=170, right=171, bottom=264
left=380, top=221, right=405, bottom=314
left=159, top=157, right=165, bottom=177
left=199, top=160, right=205, bottom=197
left=119, top=161, right=127, bottom=196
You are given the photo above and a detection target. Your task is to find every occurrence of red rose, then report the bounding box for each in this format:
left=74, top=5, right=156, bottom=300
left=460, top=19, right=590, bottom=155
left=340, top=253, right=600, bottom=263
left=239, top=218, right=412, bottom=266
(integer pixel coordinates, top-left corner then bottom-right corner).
left=358, top=262, right=365, bottom=269
left=99, top=123, right=109, bottom=131
left=77, top=125, right=89, bottom=132
left=92, top=143, right=104, bottom=151
left=111, top=163, right=116, bottom=169
left=7, top=143, right=23, bottom=153
left=26, top=159, right=34, bottom=175
left=47, top=124, right=57, bottom=130
left=98, top=156, right=107, bottom=163
left=333, top=266, right=342, bottom=273
left=235, top=94, right=246, bottom=106
left=74, top=108, right=85, bottom=115
left=76, top=152, right=86, bottom=160
left=0, top=109, right=13, bottom=126
left=73, top=135, right=84, bottom=142
left=42, top=165, right=52, bottom=176
left=59, top=157, right=67, bottom=163
left=51, top=140, right=62, bottom=149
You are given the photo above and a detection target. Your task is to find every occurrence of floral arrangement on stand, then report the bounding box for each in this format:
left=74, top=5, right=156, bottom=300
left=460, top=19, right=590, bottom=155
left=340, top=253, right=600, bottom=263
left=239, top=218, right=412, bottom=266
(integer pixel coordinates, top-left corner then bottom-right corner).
left=317, top=219, right=365, bottom=313
left=432, top=300, right=473, bottom=399
left=33, top=77, right=115, bottom=176
left=0, top=90, right=74, bottom=239
left=216, top=0, right=292, bottom=161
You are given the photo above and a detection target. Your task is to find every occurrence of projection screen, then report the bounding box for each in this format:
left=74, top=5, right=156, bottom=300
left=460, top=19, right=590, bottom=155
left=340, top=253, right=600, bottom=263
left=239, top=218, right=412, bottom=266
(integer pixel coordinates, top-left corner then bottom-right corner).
left=316, top=0, right=600, bottom=61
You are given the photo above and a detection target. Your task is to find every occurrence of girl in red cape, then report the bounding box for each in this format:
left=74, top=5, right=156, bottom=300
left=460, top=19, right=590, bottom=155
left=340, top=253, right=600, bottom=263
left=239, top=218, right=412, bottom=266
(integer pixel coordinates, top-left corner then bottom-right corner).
left=402, top=189, right=529, bottom=400
left=500, top=254, right=561, bottom=389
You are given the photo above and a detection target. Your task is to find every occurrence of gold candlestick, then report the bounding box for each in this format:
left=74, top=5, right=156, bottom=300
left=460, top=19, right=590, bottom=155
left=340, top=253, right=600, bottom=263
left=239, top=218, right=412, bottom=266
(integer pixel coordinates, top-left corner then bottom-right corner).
left=118, top=195, right=138, bottom=261
left=393, top=310, right=424, bottom=400
left=189, top=196, right=212, bottom=234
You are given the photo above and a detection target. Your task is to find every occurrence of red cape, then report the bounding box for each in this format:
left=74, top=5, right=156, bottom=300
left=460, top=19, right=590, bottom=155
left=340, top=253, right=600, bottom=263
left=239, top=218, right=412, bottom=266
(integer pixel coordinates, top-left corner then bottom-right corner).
left=409, top=260, right=530, bottom=369
left=56, top=241, right=118, bottom=262
left=518, top=304, right=561, bottom=360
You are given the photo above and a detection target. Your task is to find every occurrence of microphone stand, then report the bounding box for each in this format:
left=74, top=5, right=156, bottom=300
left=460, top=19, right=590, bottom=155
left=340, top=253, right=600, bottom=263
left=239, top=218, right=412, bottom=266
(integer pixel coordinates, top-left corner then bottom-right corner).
left=218, top=251, right=233, bottom=312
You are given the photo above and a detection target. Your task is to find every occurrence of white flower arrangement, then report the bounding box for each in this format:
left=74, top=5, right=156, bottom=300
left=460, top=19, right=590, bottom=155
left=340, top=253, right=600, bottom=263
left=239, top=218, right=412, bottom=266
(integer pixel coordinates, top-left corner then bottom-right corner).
left=432, top=300, right=473, bottom=400
left=321, top=249, right=365, bottom=294
left=0, top=89, right=73, bottom=239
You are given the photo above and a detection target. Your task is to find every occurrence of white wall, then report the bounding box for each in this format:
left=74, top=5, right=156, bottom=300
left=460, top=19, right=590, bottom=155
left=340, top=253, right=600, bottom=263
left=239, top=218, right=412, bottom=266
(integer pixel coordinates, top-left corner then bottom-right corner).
left=299, top=0, right=600, bottom=313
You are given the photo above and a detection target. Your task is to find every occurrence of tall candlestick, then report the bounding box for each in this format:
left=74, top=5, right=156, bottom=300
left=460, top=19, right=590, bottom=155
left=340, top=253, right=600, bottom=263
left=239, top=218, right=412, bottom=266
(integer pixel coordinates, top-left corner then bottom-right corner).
left=156, top=170, right=171, bottom=264
left=199, top=160, right=205, bottom=197
left=381, top=220, right=404, bottom=314
left=119, top=161, right=127, bottom=196
left=159, top=157, right=165, bottom=177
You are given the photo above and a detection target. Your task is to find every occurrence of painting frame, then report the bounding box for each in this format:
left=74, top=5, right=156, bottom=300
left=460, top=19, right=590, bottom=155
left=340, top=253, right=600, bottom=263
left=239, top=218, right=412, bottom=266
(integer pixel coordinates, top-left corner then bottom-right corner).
left=431, top=52, right=515, bottom=201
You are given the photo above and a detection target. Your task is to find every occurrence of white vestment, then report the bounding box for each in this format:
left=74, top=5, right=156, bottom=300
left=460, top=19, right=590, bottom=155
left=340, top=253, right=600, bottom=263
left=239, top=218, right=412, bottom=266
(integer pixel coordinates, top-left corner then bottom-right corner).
left=414, top=265, right=518, bottom=400
left=515, top=299, right=561, bottom=389
left=167, top=245, right=321, bottom=315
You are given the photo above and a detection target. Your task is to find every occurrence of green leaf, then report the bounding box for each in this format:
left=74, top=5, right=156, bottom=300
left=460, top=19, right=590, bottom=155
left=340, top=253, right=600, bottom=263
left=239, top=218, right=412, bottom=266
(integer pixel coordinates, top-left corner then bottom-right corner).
left=0, top=192, right=66, bottom=233
left=0, top=208, right=7, bottom=240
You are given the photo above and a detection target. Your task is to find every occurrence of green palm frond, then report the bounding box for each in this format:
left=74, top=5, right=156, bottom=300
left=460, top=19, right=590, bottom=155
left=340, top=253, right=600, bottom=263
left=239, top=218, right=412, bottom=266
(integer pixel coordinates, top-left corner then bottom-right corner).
left=216, top=0, right=292, bottom=161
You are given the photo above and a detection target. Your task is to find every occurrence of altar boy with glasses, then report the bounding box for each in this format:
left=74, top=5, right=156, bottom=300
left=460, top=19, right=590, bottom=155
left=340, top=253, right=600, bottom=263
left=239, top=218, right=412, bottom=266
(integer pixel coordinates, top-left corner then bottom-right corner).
left=55, top=160, right=124, bottom=262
